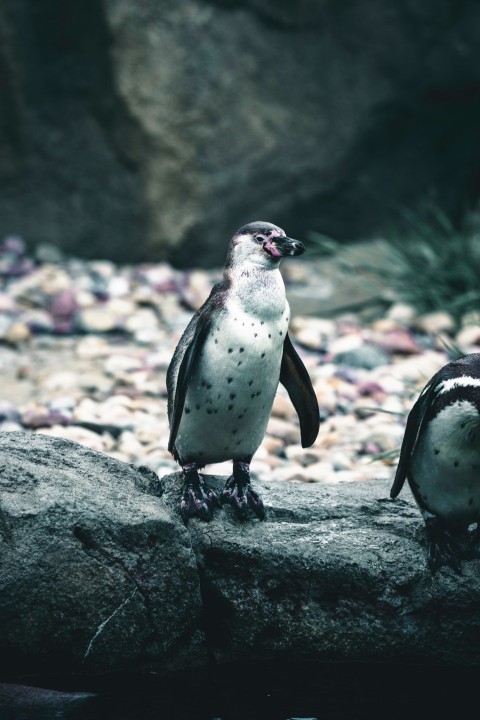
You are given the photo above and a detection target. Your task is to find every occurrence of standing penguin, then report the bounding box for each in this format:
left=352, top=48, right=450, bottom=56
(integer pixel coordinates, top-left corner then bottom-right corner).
left=391, top=353, right=480, bottom=572
left=167, top=221, right=320, bottom=522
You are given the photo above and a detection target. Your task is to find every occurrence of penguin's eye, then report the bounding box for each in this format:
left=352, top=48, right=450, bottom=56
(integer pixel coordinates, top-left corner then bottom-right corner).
left=255, top=235, right=265, bottom=243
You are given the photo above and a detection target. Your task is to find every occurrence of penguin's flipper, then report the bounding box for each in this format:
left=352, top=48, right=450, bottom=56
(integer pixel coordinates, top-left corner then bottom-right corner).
left=280, top=333, right=320, bottom=448
left=390, top=377, right=439, bottom=499
left=168, top=312, right=211, bottom=456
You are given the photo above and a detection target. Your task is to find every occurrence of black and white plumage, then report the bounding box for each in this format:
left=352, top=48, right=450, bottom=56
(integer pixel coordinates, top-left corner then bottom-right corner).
left=391, top=353, right=480, bottom=572
left=167, top=221, right=320, bottom=522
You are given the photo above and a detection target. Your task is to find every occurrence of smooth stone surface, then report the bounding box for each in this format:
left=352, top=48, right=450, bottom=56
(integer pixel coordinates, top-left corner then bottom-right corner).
left=0, top=432, right=204, bottom=677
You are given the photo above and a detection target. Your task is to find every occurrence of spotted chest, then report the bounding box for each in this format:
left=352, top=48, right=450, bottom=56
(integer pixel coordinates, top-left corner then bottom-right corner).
left=410, top=400, right=480, bottom=525
left=174, top=298, right=290, bottom=466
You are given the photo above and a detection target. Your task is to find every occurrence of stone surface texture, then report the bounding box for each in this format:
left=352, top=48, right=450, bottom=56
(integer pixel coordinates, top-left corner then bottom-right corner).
left=0, top=432, right=204, bottom=676
left=2, top=431, right=480, bottom=677
left=166, top=474, right=480, bottom=667
left=1, top=1, right=480, bottom=263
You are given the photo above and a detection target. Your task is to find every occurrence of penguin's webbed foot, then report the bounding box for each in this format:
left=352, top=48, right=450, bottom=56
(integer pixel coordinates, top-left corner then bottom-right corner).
left=221, top=477, right=265, bottom=520
left=425, top=518, right=463, bottom=574
left=221, top=462, right=265, bottom=521
left=180, top=465, right=220, bottom=523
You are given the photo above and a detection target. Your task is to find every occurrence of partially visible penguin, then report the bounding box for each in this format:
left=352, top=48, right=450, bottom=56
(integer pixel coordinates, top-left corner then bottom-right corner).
left=167, top=221, right=320, bottom=522
left=391, top=353, right=480, bottom=572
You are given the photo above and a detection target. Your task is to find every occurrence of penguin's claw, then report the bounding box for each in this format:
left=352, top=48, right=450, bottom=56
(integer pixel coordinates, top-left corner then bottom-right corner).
left=180, top=477, right=220, bottom=523
left=425, top=520, right=463, bottom=574
left=221, top=476, right=266, bottom=521
left=427, top=538, right=462, bottom=574
left=245, top=486, right=266, bottom=520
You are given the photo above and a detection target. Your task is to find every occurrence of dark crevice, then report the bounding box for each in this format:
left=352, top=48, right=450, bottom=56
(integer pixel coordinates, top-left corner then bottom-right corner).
left=131, top=465, right=165, bottom=498
left=0, top=506, right=14, bottom=545
left=197, top=569, right=234, bottom=656
left=180, top=517, right=236, bottom=660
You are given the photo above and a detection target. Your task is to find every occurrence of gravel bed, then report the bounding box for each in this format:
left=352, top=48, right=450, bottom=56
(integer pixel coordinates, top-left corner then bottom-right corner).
left=1, top=236, right=479, bottom=487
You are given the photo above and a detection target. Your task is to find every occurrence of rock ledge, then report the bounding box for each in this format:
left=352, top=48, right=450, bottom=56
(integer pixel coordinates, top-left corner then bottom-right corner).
left=1, top=431, right=480, bottom=676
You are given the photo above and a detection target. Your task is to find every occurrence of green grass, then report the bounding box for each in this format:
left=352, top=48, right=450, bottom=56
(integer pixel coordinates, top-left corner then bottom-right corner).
left=385, top=203, right=480, bottom=323
left=309, top=203, right=480, bottom=324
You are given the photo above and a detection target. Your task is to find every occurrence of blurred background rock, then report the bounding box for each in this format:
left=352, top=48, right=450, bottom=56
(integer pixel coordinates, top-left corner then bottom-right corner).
left=1, top=0, right=480, bottom=266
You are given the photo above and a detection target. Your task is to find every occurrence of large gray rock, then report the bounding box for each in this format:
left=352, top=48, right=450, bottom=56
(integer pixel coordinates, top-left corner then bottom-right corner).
left=2, top=431, right=480, bottom=678
left=0, top=432, right=204, bottom=676
left=164, top=473, right=480, bottom=667
left=1, top=1, right=480, bottom=264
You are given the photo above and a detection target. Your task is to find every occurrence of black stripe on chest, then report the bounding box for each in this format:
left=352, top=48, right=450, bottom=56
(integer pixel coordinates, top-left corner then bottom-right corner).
left=427, top=385, right=480, bottom=422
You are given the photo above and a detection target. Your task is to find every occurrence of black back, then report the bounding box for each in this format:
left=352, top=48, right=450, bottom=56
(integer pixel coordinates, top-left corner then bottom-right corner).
left=390, top=353, right=480, bottom=498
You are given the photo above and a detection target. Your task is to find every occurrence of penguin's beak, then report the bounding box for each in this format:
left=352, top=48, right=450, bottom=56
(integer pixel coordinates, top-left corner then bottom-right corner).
left=263, top=236, right=305, bottom=258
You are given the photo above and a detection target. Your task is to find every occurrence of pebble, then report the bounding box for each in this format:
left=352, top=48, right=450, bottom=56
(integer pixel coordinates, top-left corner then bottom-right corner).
left=284, top=445, right=322, bottom=466
left=75, top=336, right=112, bottom=359
left=414, top=311, right=455, bottom=335
left=314, top=385, right=338, bottom=415
left=0, top=401, right=21, bottom=423
left=4, top=322, right=31, bottom=345
left=455, top=324, right=480, bottom=349
left=284, top=462, right=335, bottom=484
left=182, top=270, right=215, bottom=310
left=271, top=393, right=296, bottom=420
left=386, top=302, right=416, bottom=324
left=333, top=344, right=390, bottom=370
left=328, top=332, right=363, bottom=356
left=41, top=371, right=83, bottom=393
left=103, top=354, right=144, bottom=377
left=0, top=293, right=17, bottom=312
left=38, top=425, right=115, bottom=453
left=330, top=451, right=354, bottom=471
left=266, top=417, right=301, bottom=444
left=0, top=420, right=23, bottom=432
left=260, top=436, right=285, bottom=455
left=117, top=430, right=145, bottom=460
left=22, top=403, right=70, bottom=429
left=77, top=306, right=119, bottom=333
left=289, top=316, right=336, bottom=350
left=0, top=237, right=471, bottom=488
left=371, top=329, right=421, bottom=355
left=461, top=310, right=480, bottom=328
left=22, top=309, right=54, bottom=334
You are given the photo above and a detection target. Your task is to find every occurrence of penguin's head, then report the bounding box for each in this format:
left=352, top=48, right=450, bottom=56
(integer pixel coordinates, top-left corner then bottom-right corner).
left=227, top=221, right=305, bottom=269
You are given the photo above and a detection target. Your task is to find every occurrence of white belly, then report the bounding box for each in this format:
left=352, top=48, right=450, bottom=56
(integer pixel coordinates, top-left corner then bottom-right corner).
left=174, top=300, right=290, bottom=465
left=410, top=400, right=480, bottom=525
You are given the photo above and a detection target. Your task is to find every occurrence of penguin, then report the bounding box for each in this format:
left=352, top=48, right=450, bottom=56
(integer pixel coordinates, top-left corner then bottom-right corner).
left=167, top=221, right=320, bottom=522
left=391, top=352, right=480, bottom=572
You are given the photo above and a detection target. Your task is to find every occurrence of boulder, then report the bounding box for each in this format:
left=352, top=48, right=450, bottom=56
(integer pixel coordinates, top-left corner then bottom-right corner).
left=2, top=431, right=480, bottom=679
left=1, top=1, right=480, bottom=264
left=164, top=473, right=480, bottom=667
left=0, top=432, right=205, bottom=676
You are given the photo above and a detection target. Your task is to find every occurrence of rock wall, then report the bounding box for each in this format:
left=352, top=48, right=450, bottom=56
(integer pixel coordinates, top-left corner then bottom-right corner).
left=1, top=1, right=480, bottom=265
left=2, top=431, right=480, bottom=678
